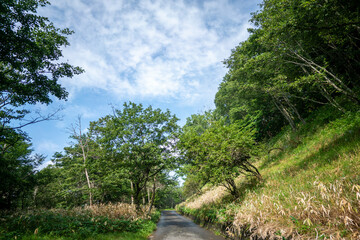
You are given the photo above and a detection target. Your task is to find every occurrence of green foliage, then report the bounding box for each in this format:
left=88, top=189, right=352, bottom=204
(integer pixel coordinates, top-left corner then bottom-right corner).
left=0, top=0, right=83, bottom=210
left=215, top=0, right=360, bottom=139
left=0, top=210, right=160, bottom=240
left=35, top=102, right=181, bottom=209
left=34, top=165, right=64, bottom=208
left=154, top=181, right=184, bottom=209
left=177, top=204, right=233, bottom=226
left=89, top=102, right=179, bottom=207
left=179, top=113, right=261, bottom=197
left=0, top=139, right=44, bottom=209
left=0, top=0, right=83, bottom=106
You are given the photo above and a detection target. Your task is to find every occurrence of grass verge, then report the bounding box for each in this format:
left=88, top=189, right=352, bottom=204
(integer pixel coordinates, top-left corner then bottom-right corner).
left=0, top=205, right=160, bottom=240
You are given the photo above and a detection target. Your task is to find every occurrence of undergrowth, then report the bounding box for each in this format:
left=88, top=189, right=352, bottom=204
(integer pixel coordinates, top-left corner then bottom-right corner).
left=177, top=106, right=360, bottom=239
left=0, top=204, right=160, bottom=240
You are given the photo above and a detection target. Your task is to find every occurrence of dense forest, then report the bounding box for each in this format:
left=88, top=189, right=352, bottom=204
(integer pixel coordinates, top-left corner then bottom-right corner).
left=1, top=0, right=360, bottom=239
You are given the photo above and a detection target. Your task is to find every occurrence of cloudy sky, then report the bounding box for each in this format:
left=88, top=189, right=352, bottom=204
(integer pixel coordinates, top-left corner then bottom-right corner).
left=24, top=0, right=261, bottom=167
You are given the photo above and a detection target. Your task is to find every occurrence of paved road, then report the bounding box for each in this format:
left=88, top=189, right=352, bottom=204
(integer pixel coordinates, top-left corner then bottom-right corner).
left=150, top=210, right=225, bottom=240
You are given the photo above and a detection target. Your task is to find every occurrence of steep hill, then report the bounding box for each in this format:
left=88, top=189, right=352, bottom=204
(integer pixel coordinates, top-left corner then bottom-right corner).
left=177, top=107, right=360, bottom=239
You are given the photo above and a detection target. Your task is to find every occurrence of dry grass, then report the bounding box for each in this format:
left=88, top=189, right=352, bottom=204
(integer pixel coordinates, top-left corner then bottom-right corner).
left=232, top=177, right=360, bottom=239
left=180, top=186, right=228, bottom=210
left=232, top=133, right=360, bottom=239
left=48, top=203, right=154, bottom=220
left=84, top=203, right=151, bottom=220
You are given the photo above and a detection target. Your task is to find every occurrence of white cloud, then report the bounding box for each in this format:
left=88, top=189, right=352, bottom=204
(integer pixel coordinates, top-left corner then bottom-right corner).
left=37, top=160, right=54, bottom=170
left=37, top=141, right=62, bottom=154
left=41, top=0, right=258, bottom=104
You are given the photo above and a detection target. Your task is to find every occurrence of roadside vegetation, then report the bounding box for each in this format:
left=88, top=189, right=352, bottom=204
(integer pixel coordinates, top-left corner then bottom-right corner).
left=176, top=0, right=360, bottom=239
left=0, top=203, right=160, bottom=240
left=177, top=106, right=360, bottom=239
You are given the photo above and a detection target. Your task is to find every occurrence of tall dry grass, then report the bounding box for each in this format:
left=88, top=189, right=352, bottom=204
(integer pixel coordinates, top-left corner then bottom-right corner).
left=180, top=186, right=228, bottom=210
left=48, top=202, right=154, bottom=220
left=232, top=178, right=360, bottom=239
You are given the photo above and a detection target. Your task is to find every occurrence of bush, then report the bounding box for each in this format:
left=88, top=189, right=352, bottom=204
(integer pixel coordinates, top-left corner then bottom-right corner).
left=0, top=208, right=160, bottom=240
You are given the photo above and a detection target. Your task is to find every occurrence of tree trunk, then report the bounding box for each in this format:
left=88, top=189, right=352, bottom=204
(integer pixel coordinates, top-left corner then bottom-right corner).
left=271, top=94, right=297, bottom=131
left=282, top=94, right=306, bottom=124
left=289, top=50, right=360, bottom=104
left=33, top=186, right=38, bottom=208
left=223, top=178, right=240, bottom=198
left=147, top=178, right=156, bottom=216
left=318, top=84, right=345, bottom=112
left=74, top=116, right=93, bottom=207
left=130, top=180, right=134, bottom=205
left=21, top=191, right=25, bottom=210
left=84, top=167, right=92, bottom=207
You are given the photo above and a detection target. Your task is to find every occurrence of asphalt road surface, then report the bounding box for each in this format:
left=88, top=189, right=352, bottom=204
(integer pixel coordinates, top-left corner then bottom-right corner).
left=150, top=210, right=225, bottom=240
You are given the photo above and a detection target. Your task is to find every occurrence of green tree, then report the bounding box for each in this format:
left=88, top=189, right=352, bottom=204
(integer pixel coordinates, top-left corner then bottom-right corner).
left=34, top=164, right=64, bottom=208
left=47, top=136, right=107, bottom=208
left=0, top=0, right=82, bottom=210
left=216, top=0, right=360, bottom=139
left=179, top=114, right=261, bottom=198
left=0, top=138, right=44, bottom=209
left=90, top=102, right=179, bottom=208
left=255, top=0, right=360, bottom=104
left=154, top=176, right=184, bottom=209
left=0, top=0, right=83, bottom=108
left=0, top=0, right=83, bottom=138
left=216, top=28, right=312, bottom=137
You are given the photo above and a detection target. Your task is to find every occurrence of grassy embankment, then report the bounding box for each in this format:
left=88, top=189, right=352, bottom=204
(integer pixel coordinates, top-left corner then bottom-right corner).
left=177, top=106, right=360, bottom=239
left=0, top=203, right=160, bottom=240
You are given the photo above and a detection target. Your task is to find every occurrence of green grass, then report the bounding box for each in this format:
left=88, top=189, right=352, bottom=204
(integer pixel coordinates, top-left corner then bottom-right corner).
left=178, top=106, right=360, bottom=239
left=20, top=221, right=157, bottom=240
left=0, top=210, right=160, bottom=240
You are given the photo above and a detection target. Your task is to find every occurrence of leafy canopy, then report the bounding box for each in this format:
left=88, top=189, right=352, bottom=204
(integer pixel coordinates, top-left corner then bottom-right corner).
left=0, top=0, right=83, bottom=131
left=179, top=113, right=261, bottom=197
left=90, top=102, right=179, bottom=206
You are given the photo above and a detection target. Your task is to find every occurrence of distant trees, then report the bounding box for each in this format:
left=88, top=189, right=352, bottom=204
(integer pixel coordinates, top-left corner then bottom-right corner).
left=0, top=0, right=83, bottom=209
left=35, top=102, right=180, bottom=210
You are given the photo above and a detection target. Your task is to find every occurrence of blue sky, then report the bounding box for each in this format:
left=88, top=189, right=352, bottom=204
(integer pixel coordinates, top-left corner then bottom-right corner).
left=24, top=0, right=261, bottom=167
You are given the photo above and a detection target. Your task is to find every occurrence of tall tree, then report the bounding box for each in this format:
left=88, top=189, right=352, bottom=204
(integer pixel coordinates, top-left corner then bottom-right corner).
left=70, top=117, right=94, bottom=207
left=216, top=0, right=360, bottom=138
left=90, top=102, right=179, bottom=207
left=0, top=0, right=83, bottom=136
left=0, top=0, right=82, bottom=209
left=250, top=0, right=360, bottom=106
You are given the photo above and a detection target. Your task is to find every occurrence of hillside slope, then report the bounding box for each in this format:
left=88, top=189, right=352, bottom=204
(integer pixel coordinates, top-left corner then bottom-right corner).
left=177, top=107, right=360, bottom=239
